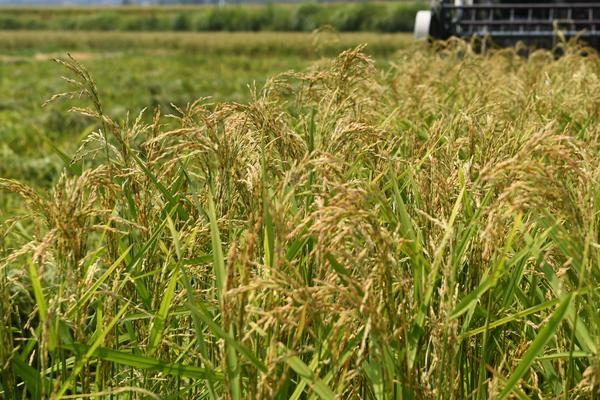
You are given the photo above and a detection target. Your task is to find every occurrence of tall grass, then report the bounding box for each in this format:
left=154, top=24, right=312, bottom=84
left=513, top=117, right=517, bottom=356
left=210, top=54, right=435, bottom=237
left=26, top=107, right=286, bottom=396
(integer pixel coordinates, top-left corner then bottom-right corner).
left=1, top=39, right=599, bottom=398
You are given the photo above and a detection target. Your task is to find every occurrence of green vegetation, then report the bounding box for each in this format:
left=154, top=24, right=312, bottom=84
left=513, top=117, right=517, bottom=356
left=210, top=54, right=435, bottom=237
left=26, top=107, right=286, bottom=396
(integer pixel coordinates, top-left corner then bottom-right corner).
left=0, top=2, right=424, bottom=32
left=1, top=28, right=600, bottom=399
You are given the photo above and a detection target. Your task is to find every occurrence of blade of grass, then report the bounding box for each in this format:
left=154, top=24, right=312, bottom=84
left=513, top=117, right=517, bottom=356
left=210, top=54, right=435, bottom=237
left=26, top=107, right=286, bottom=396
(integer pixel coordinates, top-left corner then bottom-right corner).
left=56, top=302, right=130, bottom=398
left=11, top=356, right=52, bottom=400
left=289, top=351, right=320, bottom=400
left=177, top=266, right=218, bottom=400
left=459, top=297, right=561, bottom=340
left=283, top=351, right=335, bottom=400
left=61, top=343, right=222, bottom=381
left=186, top=302, right=267, bottom=374
left=66, top=245, right=132, bottom=318
left=450, top=214, right=522, bottom=321
left=207, top=186, right=225, bottom=300
left=147, top=267, right=179, bottom=355
left=27, top=259, right=58, bottom=356
left=206, top=183, right=240, bottom=398
left=27, top=260, right=47, bottom=326
left=497, top=293, right=573, bottom=400
left=408, top=183, right=466, bottom=368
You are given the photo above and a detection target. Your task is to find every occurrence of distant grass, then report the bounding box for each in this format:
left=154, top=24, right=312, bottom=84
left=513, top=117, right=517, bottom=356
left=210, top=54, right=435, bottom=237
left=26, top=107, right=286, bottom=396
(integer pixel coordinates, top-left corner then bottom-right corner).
left=1, top=38, right=599, bottom=399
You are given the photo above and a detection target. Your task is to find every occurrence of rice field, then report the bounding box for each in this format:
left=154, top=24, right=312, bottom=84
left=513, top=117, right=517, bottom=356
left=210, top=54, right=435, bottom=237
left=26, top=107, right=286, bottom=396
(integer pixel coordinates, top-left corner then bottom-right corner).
left=1, top=32, right=599, bottom=399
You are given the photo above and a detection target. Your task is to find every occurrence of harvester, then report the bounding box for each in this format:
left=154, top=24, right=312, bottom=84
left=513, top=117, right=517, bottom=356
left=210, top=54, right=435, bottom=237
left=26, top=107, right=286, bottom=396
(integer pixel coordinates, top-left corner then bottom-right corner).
left=415, top=1, right=600, bottom=48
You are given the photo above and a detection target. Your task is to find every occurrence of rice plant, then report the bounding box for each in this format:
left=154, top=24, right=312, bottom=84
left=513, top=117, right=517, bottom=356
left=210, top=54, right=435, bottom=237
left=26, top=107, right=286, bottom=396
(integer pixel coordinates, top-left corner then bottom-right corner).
left=0, top=39, right=599, bottom=399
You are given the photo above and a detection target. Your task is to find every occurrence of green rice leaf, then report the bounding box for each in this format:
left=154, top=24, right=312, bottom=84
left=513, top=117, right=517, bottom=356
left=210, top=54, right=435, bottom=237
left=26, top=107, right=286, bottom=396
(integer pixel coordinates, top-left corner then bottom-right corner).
left=61, top=343, right=221, bottom=381
left=497, top=293, right=573, bottom=400
left=187, top=302, right=267, bottom=374
left=147, top=268, right=179, bottom=355
left=284, top=353, right=335, bottom=400
left=207, top=188, right=225, bottom=300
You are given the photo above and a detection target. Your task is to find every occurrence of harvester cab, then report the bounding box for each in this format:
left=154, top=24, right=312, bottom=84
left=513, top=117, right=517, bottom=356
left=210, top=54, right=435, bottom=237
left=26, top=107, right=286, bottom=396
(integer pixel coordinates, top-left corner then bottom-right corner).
left=415, top=1, right=600, bottom=48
